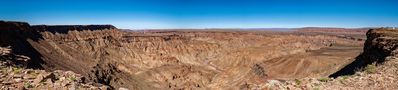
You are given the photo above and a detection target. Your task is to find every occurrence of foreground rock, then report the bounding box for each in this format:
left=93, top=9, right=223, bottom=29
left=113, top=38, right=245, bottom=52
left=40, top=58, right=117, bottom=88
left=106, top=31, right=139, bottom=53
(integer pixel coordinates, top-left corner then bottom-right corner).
left=0, top=47, right=109, bottom=90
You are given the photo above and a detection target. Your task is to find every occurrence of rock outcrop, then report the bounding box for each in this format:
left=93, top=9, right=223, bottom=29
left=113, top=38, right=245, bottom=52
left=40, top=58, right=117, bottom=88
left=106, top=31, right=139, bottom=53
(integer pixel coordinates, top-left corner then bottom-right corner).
left=361, top=28, right=398, bottom=63
left=1, top=46, right=109, bottom=89
left=330, top=28, right=398, bottom=77
left=0, top=21, right=44, bottom=69
left=0, top=21, right=125, bottom=89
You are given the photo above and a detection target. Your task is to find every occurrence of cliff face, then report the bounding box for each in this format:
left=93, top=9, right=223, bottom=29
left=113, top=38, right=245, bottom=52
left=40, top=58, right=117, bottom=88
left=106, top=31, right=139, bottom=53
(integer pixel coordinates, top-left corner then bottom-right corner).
left=362, top=28, right=398, bottom=62
left=330, top=28, right=398, bottom=77
left=0, top=21, right=127, bottom=89
left=318, top=28, right=398, bottom=90
left=29, top=25, right=129, bottom=89
left=0, top=21, right=365, bottom=89
left=0, top=21, right=44, bottom=68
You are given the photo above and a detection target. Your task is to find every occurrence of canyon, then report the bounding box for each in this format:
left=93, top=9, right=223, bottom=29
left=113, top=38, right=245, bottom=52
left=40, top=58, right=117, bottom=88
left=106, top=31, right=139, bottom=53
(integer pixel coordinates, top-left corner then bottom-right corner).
left=265, top=28, right=398, bottom=89
left=2, top=21, right=396, bottom=89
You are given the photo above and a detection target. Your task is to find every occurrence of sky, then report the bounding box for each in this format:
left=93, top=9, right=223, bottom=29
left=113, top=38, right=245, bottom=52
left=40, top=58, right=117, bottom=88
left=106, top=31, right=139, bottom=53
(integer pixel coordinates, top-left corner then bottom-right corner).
left=0, top=0, right=397, bottom=29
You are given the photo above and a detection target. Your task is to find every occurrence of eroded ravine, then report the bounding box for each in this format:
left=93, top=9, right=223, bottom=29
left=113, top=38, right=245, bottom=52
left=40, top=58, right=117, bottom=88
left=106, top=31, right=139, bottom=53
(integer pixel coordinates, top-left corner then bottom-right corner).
left=0, top=21, right=365, bottom=89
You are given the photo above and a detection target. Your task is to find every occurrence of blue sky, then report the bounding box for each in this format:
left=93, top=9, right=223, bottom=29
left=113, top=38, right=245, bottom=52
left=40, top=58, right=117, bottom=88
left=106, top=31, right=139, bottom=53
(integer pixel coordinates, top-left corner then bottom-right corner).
left=1, top=0, right=397, bottom=29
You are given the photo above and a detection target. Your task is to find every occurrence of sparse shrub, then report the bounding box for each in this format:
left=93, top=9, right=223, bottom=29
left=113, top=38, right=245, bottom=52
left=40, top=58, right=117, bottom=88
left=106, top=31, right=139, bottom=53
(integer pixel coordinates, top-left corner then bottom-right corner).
left=294, top=79, right=301, bottom=85
left=13, top=67, right=23, bottom=74
left=318, top=77, right=331, bottom=82
left=313, top=87, right=320, bottom=90
left=364, top=64, right=377, bottom=74
left=68, top=76, right=77, bottom=81
left=341, top=75, right=350, bottom=80
left=24, top=82, right=33, bottom=88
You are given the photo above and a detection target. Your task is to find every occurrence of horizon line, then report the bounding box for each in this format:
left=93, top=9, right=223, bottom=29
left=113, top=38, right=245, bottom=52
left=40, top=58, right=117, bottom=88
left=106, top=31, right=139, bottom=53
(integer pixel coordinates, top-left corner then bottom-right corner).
left=0, top=20, right=386, bottom=30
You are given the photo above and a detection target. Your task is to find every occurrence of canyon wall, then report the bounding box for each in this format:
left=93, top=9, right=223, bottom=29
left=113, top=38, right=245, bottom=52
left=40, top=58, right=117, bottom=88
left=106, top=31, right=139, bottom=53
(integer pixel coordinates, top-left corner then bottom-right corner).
left=0, top=21, right=44, bottom=68
left=0, top=21, right=132, bottom=89
left=0, top=21, right=364, bottom=89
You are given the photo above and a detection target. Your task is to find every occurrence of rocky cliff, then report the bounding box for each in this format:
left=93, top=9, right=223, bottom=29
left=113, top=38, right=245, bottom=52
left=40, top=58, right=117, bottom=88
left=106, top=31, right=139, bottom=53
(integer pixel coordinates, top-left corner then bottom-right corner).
left=330, top=28, right=398, bottom=77
left=1, top=46, right=109, bottom=89
left=0, top=21, right=43, bottom=68
left=362, top=28, right=398, bottom=63
left=0, top=21, right=128, bottom=89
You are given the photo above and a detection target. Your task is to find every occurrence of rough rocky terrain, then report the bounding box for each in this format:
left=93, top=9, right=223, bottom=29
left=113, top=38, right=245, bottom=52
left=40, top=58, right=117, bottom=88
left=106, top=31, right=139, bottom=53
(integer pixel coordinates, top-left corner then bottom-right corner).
left=2, top=20, right=396, bottom=89
left=0, top=47, right=108, bottom=89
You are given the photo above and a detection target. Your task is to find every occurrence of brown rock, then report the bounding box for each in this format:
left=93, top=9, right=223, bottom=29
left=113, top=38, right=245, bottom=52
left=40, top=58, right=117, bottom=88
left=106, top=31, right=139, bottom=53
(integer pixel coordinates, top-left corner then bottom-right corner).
left=33, top=73, right=55, bottom=85
left=23, top=74, right=36, bottom=79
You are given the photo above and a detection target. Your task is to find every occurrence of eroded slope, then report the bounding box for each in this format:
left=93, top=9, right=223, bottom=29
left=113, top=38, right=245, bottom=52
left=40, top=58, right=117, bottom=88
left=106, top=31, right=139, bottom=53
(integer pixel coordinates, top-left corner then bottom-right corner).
left=263, top=28, right=398, bottom=90
left=0, top=21, right=364, bottom=89
left=31, top=27, right=363, bottom=89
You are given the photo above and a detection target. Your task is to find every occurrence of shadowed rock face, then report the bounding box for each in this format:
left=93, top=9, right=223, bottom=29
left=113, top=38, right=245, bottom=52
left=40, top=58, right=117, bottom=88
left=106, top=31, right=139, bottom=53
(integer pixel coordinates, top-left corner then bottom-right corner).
left=330, top=28, right=398, bottom=77
left=0, top=21, right=44, bottom=68
left=363, top=28, right=398, bottom=62
left=0, top=21, right=365, bottom=89
left=0, top=21, right=32, bottom=46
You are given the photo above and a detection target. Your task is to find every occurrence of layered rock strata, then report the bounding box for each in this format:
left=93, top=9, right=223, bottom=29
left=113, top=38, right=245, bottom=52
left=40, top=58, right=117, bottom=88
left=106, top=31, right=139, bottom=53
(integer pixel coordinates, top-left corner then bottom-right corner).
left=0, top=21, right=364, bottom=89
